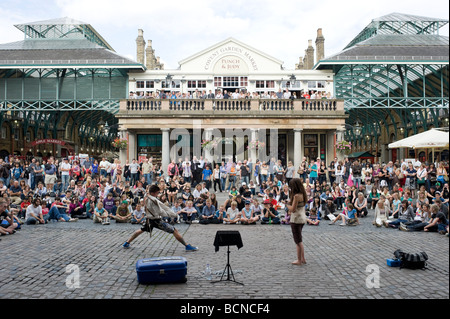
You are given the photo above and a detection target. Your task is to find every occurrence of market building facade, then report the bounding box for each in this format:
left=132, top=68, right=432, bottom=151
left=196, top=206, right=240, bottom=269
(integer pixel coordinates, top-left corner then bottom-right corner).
left=119, top=31, right=347, bottom=170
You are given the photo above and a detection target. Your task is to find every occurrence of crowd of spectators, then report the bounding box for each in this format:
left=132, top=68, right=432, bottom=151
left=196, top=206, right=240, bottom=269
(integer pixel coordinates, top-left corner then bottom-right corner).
left=128, top=89, right=333, bottom=101
left=0, top=153, right=448, bottom=239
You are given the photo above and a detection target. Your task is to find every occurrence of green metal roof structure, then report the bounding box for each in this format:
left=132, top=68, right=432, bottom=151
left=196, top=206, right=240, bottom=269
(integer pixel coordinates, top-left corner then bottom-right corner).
left=344, top=12, right=449, bottom=50
left=14, top=17, right=115, bottom=52
left=0, top=17, right=145, bottom=152
left=315, top=12, right=449, bottom=145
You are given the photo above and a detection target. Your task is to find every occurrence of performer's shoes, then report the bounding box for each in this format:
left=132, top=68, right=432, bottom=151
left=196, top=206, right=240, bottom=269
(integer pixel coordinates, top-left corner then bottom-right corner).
left=185, top=244, right=198, bottom=252
left=122, top=242, right=130, bottom=248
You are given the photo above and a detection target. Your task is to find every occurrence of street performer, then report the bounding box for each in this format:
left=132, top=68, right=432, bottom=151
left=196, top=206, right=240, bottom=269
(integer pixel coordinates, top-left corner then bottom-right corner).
left=122, top=184, right=198, bottom=251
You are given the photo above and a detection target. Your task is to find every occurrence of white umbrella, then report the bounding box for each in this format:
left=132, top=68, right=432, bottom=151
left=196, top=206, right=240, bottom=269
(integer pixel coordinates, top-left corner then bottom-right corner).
left=389, top=128, right=449, bottom=163
left=388, top=129, right=449, bottom=149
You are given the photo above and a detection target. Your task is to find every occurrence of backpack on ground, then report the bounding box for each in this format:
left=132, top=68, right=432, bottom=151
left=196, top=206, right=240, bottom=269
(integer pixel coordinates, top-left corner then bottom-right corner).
left=393, top=249, right=428, bottom=270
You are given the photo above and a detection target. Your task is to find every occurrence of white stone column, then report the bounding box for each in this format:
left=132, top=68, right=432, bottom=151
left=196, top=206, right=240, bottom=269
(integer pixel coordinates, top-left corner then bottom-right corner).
left=127, top=131, right=136, bottom=161
left=327, top=130, right=335, bottom=164
left=204, top=128, right=213, bottom=164
left=250, top=129, right=258, bottom=182
left=294, top=128, right=303, bottom=176
left=250, top=129, right=258, bottom=165
left=336, top=126, right=346, bottom=162
left=161, top=128, right=170, bottom=177
left=118, top=129, right=127, bottom=165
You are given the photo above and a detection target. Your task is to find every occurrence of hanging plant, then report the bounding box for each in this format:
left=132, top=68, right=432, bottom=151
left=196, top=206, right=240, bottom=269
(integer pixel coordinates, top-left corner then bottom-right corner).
left=201, top=138, right=222, bottom=150
left=111, top=138, right=128, bottom=150
left=247, top=140, right=266, bottom=150
left=335, top=140, right=352, bottom=154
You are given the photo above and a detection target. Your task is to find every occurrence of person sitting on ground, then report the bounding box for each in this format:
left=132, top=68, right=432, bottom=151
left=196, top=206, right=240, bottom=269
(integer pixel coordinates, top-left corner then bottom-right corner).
left=384, top=200, right=415, bottom=229
left=111, top=200, right=132, bottom=223
left=68, top=196, right=85, bottom=219
left=0, top=198, right=18, bottom=236
left=322, top=196, right=336, bottom=220
left=345, top=203, right=359, bottom=226
left=391, top=192, right=402, bottom=219
left=368, top=187, right=380, bottom=210
left=306, top=207, right=320, bottom=226
left=167, top=181, right=179, bottom=206
left=215, top=205, right=227, bottom=224
left=223, top=201, right=240, bottom=224
left=373, top=195, right=389, bottom=227
left=329, top=198, right=358, bottom=226
left=103, top=192, right=115, bottom=215
left=170, top=200, right=182, bottom=223
left=423, top=204, right=448, bottom=234
left=240, top=200, right=259, bottom=225
left=229, top=186, right=239, bottom=198
left=46, top=197, right=77, bottom=222
left=354, top=192, right=369, bottom=218
left=261, top=199, right=280, bottom=224
left=25, top=197, right=46, bottom=225
left=93, top=202, right=110, bottom=225
left=199, top=198, right=219, bottom=224
left=400, top=203, right=432, bottom=232
left=179, top=200, right=197, bottom=224
left=131, top=203, right=146, bottom=224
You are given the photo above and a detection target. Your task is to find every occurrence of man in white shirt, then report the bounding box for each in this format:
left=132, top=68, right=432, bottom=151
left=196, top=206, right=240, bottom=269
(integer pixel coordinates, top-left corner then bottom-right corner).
left=99, top=157, right=110, bottom=178
left=141, top=158, right=153, bottom=185
left=129, top=159, right=140, bottom=186
left=25, top=198, right=46, bottom=225
left=60, top=158, right=71, bottom=192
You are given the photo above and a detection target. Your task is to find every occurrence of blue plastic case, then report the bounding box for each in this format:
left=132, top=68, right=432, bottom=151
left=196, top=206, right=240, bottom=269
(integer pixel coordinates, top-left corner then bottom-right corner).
left=136, top=256, right=188, bottom=284
left=387, top=258, right=402, bottom=267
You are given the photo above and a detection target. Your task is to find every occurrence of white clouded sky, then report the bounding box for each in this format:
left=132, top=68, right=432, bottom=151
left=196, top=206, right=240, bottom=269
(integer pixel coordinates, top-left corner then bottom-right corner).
left=1, top=0, right=448, bottom=69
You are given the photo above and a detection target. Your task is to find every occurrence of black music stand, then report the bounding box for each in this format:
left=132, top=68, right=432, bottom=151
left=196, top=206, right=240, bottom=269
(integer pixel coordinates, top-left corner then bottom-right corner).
left=212, top=230, right=244, bottom=285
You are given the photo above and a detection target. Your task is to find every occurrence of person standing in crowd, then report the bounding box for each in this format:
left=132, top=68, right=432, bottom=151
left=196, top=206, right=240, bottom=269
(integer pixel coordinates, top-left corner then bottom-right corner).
left=60, top=158, right=71, bottom=193
left=286, top=178, right=308, bottom=266
left=129, top=159, right=140, bottom=186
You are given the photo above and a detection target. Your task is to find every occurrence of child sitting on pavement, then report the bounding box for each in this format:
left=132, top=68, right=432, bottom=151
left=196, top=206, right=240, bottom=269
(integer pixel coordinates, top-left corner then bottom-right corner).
left=261, top=199, right=280, bottom=224
left=306, top=207, right=320, bottom=225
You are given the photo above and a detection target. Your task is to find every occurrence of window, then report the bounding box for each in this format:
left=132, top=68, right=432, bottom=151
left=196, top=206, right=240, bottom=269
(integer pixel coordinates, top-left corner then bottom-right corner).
left=308, top=81, right=326, bottom=89
left=215, top=76, right=248, bottom=88
left=223, top=77, right=239, bottom=87
left=136, top=81, right=145, bottom=89
left=256, top=80, right=275, bottom=88
left=188, top=81, right=196, bottom=88
left=187, top=80, right=206, bottom=89
left=136, top=80, right=154, bottom=90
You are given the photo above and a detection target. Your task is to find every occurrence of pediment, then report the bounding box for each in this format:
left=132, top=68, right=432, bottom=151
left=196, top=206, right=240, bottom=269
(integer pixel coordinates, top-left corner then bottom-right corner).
left=178, top=38, right=284, bottom=74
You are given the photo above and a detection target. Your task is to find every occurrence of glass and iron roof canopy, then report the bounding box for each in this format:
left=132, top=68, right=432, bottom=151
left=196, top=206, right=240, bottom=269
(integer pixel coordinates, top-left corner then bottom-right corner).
left=314, top=12, right=449, bottom=139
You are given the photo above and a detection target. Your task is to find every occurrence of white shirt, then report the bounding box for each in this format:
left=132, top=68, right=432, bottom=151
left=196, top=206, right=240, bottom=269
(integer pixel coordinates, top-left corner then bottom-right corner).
left=133, top=208, right=145, bottom=220
left=226, top=207, right=239, bottom=220
left=26, top=204, right=42, bottom=220
left=60, top=162, right=71, bottom=176
left=99, top=160, right=110, bottom=171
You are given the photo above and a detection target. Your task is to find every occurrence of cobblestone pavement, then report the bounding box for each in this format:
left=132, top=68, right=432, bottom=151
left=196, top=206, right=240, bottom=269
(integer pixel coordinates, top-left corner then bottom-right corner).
left=0, top=195, right=448, bottom=301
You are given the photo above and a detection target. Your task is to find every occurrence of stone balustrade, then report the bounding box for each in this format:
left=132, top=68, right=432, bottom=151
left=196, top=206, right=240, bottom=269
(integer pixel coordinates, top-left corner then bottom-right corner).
left=120, top=98, right=345, bottom=114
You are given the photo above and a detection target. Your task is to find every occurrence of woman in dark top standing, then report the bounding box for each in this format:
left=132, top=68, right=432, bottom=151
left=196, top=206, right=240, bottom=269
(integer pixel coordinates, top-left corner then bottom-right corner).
left=427, top=163, right=437, bottom=191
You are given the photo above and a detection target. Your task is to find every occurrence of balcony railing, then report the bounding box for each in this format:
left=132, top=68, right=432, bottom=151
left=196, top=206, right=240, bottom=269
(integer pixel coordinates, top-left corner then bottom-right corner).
left=120, top=98, right=345, bottom=115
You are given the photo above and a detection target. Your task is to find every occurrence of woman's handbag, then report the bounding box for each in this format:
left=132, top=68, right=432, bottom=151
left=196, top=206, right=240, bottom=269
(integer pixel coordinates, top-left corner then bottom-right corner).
left=347, top=174, right=354, bottom=187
